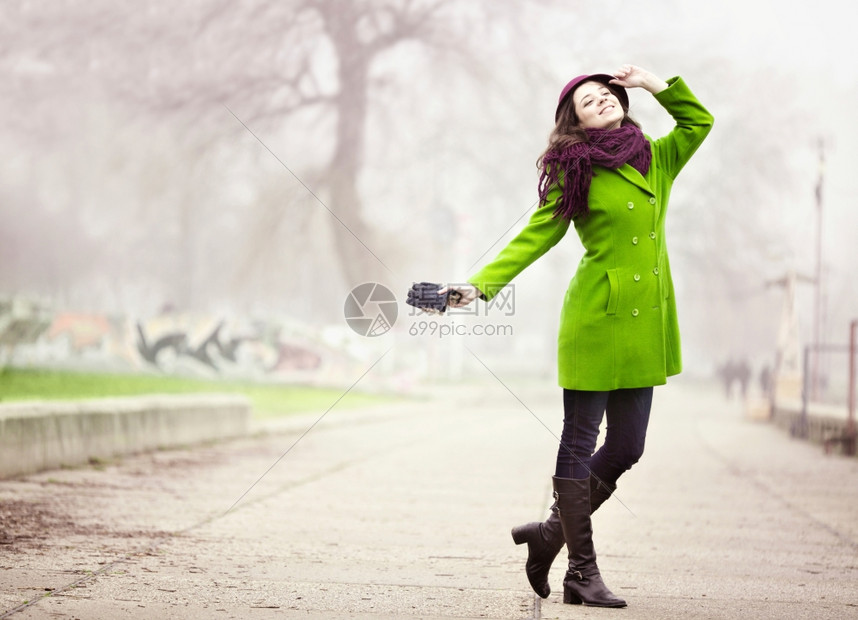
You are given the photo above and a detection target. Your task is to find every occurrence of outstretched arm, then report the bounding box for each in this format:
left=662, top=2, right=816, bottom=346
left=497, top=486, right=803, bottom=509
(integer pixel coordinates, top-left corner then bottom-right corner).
left=440, top=183, right=571, bottom=308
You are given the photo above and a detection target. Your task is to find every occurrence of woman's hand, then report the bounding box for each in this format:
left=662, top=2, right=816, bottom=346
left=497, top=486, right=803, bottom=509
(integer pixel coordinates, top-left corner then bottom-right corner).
left=610, top=64, right=668, bottom=95
left=438, top=284, right=481, bottom=308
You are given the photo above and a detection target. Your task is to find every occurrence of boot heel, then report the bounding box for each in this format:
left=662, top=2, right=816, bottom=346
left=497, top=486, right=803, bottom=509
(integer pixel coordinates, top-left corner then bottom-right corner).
left=511, top=523, right=536, bottom=545
left=563, top=586, right=583, bottom=605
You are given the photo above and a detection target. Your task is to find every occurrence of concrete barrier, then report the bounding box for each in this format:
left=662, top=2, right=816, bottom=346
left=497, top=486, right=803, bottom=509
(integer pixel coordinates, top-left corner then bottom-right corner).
left=0, top=394, right=251, bottom=478
left=771, top=398, right=855, bottom=456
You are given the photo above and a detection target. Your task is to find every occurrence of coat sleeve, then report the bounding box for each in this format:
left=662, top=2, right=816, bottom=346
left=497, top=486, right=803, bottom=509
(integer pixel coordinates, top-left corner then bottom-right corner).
left=651, top=76, right=714, bottom=179
left=467, top=185, right=571, bottom=301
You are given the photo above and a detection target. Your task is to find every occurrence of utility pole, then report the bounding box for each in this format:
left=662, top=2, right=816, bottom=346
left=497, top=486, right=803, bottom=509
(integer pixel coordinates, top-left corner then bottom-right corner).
left=812, top=138, right=825, bottom=400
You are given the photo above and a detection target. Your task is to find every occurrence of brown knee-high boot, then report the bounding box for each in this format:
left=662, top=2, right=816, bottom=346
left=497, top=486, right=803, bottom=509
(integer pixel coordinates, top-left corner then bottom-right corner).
left=511, top=476, right=617, bottom=598
left=510, top=501, right=565, bottom=598
left=553, top=476, right=626, bottom=607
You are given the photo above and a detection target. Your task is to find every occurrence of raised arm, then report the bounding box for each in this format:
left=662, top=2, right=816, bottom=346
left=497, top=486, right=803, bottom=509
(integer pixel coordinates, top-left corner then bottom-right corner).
left=612, top=64, right=714, bottom=178
left=609, top=63, right=669, bottom=95
left=654, top=84, right=714, bottom=177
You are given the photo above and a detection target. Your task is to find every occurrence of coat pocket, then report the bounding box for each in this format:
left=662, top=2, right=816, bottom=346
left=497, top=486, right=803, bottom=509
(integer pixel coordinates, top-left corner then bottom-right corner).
left=606, top=269, right=619, bottom=315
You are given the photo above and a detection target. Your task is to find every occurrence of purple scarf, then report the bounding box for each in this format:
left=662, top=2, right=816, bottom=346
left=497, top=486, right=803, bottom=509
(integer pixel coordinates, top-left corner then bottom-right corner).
left=537, top=125, right=652, bottom=220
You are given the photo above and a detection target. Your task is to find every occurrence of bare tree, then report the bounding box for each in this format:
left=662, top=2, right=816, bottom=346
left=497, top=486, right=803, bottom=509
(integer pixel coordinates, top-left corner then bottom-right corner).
left=119, top=0, right=515, bottom=288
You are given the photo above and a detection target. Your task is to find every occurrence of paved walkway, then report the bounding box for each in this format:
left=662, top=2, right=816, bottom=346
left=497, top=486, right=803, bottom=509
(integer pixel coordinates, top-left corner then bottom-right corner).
left=1, top=377, right=857, bottom=619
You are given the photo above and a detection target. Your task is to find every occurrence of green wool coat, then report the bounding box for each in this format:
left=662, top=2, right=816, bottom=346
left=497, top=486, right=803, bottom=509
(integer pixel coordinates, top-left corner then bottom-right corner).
left=468, top=76, right=714, bottom=390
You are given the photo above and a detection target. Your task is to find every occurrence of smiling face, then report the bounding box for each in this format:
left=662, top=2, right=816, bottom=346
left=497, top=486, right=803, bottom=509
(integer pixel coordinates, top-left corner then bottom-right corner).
left=572, top=81, right=625, bottom=130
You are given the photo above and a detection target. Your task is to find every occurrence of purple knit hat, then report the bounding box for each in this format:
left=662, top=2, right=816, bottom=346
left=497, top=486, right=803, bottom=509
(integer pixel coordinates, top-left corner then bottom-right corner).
left=555, top=73, right=630, bottom=121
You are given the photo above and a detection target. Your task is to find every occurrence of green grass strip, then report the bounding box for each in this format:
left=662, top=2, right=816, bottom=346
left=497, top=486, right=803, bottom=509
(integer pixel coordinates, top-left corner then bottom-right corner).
left=0, top=368, right=396, bottom=419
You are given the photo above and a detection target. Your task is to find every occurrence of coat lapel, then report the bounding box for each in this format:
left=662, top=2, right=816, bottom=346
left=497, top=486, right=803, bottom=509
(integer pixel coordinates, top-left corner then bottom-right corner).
left=613, top=163, right=654, bottom=196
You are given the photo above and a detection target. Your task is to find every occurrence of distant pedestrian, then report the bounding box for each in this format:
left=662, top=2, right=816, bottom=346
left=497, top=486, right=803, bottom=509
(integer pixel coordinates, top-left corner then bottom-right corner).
left=759, top=364, right=771, bottom=394
left=438, top=65, right=713, bottom=607
left=717, top=359, right=736, bottom=398
left=736, top=358, right=751, bottom=399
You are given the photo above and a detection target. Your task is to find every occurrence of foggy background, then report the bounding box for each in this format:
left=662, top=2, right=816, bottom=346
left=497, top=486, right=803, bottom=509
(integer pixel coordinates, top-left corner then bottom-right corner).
left=3, top=0, right=856, bottom=389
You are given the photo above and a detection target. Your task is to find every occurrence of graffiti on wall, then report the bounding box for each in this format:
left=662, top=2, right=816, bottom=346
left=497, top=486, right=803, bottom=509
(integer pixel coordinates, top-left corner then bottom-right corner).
left=2, top=298, right=328, bottom=379
left=0, top=298, right=52, bottom=351
left=135, top=313, right=322, bottom=374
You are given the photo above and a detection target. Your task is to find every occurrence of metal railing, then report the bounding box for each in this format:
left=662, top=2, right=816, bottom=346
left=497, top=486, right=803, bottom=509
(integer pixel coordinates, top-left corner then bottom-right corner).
left=794, top=319, right=857, bottom=455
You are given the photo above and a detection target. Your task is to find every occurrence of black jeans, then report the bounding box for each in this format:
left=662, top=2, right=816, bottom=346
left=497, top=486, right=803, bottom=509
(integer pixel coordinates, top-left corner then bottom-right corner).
left=555, top=387, right=654, bottom=483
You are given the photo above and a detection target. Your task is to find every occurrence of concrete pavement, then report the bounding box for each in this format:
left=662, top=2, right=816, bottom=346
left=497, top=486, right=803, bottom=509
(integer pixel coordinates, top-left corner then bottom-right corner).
left=1, top=376, right=857, bottom=619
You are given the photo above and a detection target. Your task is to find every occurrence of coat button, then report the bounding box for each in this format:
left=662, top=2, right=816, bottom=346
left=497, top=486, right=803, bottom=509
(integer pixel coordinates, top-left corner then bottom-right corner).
left=653, top=267, right=659, bottom=275
left=632, top=308, right=639, bottom=317
left=632, top=236, right=638, bottom=245
left=634, top=273, right=641, bottom=281
left=649, top=197, right=656, bottom=205
left=627, top=201, right=634, bottom=209
left=649, top=232, right=656, bottom=240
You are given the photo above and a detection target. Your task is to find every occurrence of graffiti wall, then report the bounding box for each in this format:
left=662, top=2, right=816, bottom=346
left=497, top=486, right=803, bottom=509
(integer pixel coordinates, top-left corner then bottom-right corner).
left=133, top=312, right=324, bottom=376
left=0, top=298, right=347, bottom=382
left=0, top=297, right=52, bottom=352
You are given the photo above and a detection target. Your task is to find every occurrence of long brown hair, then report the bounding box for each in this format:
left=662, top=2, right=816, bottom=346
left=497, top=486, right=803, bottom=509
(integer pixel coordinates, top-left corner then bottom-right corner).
left=537, top=83, right=641, bottom=170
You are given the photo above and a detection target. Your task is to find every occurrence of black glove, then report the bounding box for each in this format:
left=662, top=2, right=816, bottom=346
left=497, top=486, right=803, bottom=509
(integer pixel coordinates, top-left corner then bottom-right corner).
left=406, top=282, right=459, bottom=315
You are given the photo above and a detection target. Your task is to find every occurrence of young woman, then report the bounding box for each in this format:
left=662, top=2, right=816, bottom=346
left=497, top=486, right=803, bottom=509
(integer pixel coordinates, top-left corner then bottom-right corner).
left=441, top=64, right=713, bottom=607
